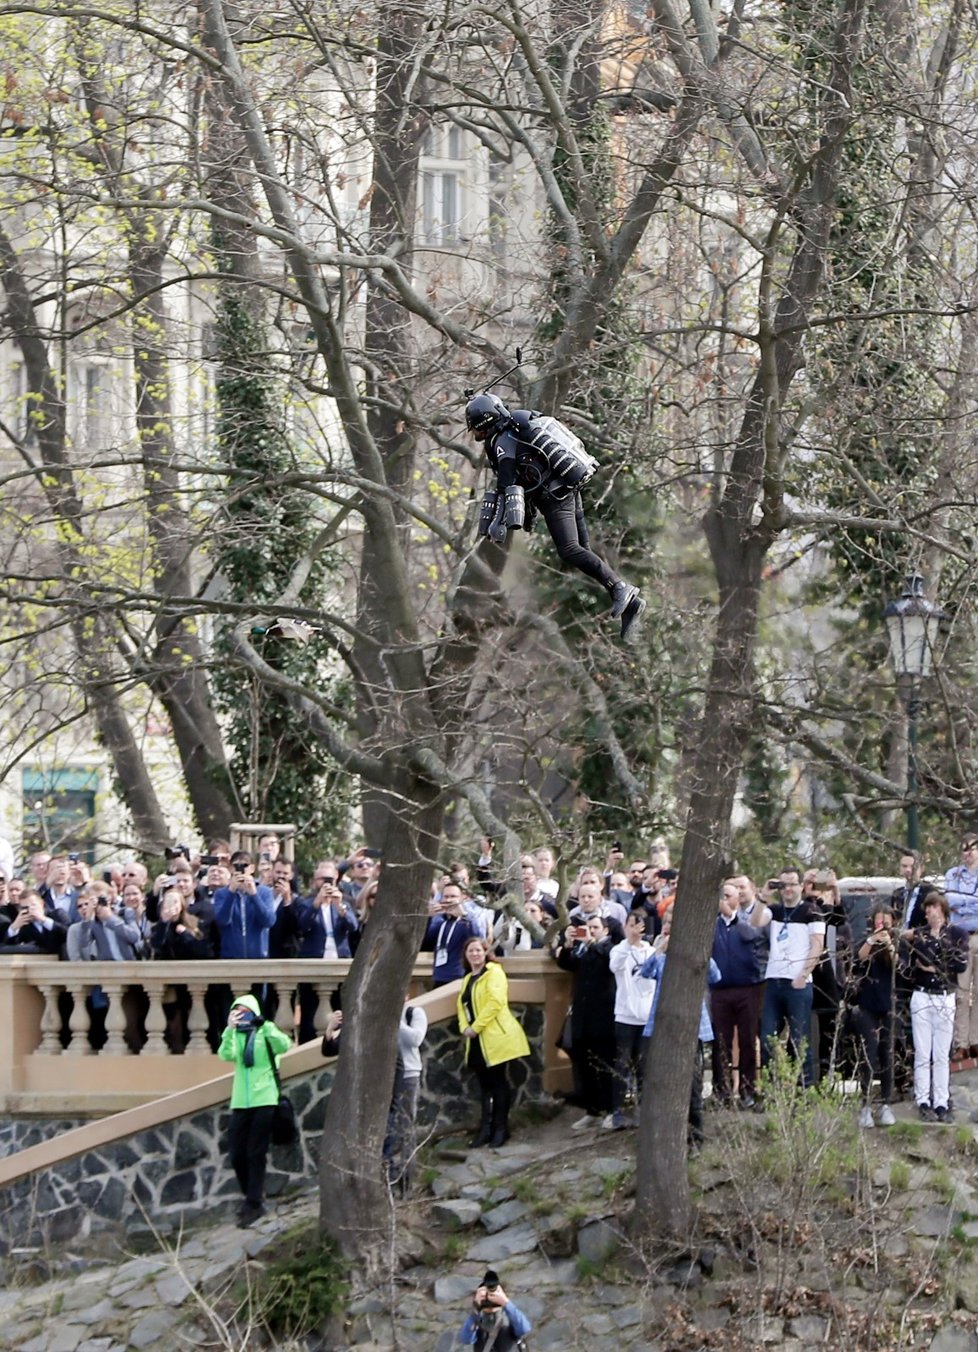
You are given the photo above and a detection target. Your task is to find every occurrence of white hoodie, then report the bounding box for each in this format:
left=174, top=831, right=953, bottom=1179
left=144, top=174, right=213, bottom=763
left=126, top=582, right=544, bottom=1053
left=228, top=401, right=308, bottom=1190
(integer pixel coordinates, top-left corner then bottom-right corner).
left=609, top=938, right=656, bottom=1024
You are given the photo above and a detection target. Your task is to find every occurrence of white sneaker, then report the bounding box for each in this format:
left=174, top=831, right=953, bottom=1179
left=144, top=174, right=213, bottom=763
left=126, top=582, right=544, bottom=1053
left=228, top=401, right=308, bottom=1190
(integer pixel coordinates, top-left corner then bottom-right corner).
left=877, top=1104, right=896, bottom=1127
left=571, top=1115, right=593, bottom=1131
left=858, top=1105, right=875, bottom=1128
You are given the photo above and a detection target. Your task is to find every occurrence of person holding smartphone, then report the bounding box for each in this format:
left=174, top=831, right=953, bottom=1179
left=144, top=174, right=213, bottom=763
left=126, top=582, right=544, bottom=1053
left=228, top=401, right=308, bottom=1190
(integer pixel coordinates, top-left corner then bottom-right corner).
left=553, top=913, right=617, bottom=1128
left=607, top=912, right=656, bottom=1128
left=849, top=902, right=899, bottom=1127
left=212, top=851, right=276, bottom=960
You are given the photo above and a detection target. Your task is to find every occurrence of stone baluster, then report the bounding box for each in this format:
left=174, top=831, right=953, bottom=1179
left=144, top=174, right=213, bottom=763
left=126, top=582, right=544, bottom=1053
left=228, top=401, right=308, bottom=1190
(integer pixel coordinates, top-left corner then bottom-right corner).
left=273, top=982, right=296, bottom=1041
left=37, top=983, right=64, bottom=1055
left=64, top=982, right=93, bottom=1056
left=313, top=983, right=335, bottom=1040
left=184, top=980, right=212, bottom=1056
left=101, top=979, right=131, bottom=1055
left=142, top=981, right=169, bottom=1056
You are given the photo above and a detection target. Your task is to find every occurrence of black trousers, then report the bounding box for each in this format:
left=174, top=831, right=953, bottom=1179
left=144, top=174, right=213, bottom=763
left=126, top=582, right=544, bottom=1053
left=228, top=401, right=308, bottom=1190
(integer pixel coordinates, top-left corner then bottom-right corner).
left=538, top=490, right=618, bottom=590
left=575, top=1034, right=616, bottom=1114
left=849, top=1005, right=894, bottom=1103
left=613, top=1021, right=646, bottom=1113
left=469, top=1040, right=512, bottom=1127
left=710, top=984, right=761, bottom=1101
left=228, top=1104, right=276, bottom=1206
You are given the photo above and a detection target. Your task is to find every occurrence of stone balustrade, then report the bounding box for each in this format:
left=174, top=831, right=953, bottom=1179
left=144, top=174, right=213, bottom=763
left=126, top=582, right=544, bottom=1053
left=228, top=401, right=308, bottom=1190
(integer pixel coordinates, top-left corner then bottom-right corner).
left=0, top=954, right=572, bottom=1115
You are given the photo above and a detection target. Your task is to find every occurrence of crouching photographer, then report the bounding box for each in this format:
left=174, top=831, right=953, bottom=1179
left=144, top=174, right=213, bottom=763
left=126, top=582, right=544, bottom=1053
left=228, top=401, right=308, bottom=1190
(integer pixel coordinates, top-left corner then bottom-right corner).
left=458, top=1270, right=531, bottom=1350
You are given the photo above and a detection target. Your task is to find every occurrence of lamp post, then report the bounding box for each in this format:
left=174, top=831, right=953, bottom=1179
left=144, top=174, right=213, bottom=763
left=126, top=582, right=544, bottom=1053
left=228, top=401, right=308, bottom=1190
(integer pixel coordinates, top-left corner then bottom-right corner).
left=883, top=573, right=944, bottom=851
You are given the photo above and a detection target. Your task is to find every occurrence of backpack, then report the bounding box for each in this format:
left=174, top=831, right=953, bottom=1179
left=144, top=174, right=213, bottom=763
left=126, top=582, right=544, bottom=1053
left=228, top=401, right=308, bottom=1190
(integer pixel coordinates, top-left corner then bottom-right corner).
left=511, top=410, right=599, bottom=491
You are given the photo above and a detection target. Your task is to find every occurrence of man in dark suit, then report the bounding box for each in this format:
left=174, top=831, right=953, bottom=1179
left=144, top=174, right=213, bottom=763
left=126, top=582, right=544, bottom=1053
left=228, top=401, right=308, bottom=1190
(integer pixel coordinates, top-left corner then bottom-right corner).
left=296, top=871, right=359, bottom=1042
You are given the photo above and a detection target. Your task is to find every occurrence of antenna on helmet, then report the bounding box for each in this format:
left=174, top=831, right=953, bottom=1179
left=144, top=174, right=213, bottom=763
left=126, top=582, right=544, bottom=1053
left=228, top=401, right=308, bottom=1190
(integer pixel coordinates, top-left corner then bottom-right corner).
left=463, top=348, right=522, bottom=400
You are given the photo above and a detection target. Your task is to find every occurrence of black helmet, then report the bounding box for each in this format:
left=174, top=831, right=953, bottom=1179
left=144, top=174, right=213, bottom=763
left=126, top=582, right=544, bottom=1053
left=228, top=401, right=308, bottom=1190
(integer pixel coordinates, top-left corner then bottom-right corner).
left=465, top=393, right=510, bottom=434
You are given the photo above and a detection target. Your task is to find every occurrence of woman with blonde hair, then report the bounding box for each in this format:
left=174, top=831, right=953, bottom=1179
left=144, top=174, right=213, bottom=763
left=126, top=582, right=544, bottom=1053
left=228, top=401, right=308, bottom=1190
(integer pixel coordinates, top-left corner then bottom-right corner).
left=150, top=888, right=210, bottom=1051
left=457, top=938, right=530, bottom=1148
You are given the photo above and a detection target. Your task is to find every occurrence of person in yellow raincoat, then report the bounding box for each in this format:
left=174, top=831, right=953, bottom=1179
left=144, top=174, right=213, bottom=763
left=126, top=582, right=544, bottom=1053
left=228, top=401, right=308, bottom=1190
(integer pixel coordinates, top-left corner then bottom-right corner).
left=457, top=938, right=530, bottom=1147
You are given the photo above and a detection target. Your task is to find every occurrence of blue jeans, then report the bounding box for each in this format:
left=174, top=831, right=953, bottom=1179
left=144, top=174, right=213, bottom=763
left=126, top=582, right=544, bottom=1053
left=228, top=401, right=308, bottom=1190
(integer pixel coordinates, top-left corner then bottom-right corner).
left=761, top=979, right=815, bottom=1087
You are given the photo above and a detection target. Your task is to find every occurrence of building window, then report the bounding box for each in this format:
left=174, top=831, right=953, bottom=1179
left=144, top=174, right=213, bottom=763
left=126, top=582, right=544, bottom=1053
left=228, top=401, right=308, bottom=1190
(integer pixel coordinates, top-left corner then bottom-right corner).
left=421, top=125, right=465, bottom=245
left=22, top=767, right=98, bottom=861
left=70, top=359, right=114, bottom=454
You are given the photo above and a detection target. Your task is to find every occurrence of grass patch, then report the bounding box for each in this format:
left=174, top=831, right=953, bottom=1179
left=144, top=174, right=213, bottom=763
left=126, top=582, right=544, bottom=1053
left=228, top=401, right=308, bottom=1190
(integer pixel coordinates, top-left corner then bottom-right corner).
left=256, top=1230, right=347, bottom=1340
left=511, top=1177, right=541, bottom=1204
left=889, top=1160, right=910, bottom=1191
left=601, top=1168, right=633, bottom=1200
left=889, top=1121, right=924, bottom=1146
left=439, top=1234, right=466, bottom=1262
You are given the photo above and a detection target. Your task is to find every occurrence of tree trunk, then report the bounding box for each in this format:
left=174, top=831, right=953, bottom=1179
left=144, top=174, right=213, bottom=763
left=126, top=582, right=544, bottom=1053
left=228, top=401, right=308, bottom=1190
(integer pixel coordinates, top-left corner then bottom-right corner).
left=356, top=2, right=427, bottom=846
left=318, top=779, right=443, bottom=1271
left=129, top=243, right=236, bottom=839
left=633, top=0, right=867, bottom=1240
left=0, top=222, right=171, bottom=851
left=633, top=531, right=767, bottom=1240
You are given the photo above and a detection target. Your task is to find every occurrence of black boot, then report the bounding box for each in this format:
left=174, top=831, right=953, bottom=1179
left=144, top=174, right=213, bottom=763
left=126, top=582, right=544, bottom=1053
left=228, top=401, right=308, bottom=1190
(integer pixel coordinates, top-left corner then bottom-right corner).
left=489, top=1084, right=511, bottom=1148
left=621, top=592, right=646, bottom=641
left=470, top=1092, right=493, bottom=1148
left=608, top=580, right=638, bottom=618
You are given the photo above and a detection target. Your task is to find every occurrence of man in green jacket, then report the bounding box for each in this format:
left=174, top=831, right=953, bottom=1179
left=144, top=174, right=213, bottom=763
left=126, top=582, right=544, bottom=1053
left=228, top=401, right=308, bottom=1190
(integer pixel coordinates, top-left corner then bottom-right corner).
left=218, top=993, right=292, bottom=1227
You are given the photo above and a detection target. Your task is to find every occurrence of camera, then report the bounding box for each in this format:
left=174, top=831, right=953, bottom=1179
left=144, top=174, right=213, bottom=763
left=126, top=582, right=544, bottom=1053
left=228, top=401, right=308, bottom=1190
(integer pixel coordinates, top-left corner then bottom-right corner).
left=478, top=1269, right=500, bottom=1309
left=165, top=844, right=189, bottom=861
left=68, top=852, right=79, bottom=863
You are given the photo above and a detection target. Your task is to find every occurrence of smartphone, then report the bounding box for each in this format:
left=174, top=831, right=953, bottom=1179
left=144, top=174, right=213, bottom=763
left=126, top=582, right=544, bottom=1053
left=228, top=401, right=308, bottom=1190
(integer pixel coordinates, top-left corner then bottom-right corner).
left=612, top=841, right=623, bottom=853
left=200, top=855, right=219, bottom=866
left=362, top=848, right=383, bottom=860
left=768, top=880, right=785, bottom=891
left=68, top=852, right=79, bottom=863
left=659, top=869, right=678, bottom=881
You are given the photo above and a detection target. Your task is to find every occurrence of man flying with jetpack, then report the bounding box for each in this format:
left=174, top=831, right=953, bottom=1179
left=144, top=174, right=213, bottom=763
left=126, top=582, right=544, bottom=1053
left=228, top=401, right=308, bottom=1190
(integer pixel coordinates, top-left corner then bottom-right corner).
left=467, top=390, right=646, bottom=641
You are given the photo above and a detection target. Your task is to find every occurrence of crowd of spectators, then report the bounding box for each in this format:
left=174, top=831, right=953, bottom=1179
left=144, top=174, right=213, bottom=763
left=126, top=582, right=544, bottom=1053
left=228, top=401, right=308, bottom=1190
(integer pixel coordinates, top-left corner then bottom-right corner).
left=1, top=828, right=976, bottom=1130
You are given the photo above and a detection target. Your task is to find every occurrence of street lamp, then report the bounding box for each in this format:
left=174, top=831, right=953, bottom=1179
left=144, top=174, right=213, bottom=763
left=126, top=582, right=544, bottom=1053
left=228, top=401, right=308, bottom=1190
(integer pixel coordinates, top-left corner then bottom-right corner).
left=883, top=573, right=944, bottom=850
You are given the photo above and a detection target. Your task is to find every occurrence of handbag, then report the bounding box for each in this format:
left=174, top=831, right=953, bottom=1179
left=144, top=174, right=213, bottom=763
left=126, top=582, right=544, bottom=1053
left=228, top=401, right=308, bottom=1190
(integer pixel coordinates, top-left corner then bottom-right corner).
left=556, top=1004, right=574, bottom=1053
left=265, top=1031, right=299, bottom=1147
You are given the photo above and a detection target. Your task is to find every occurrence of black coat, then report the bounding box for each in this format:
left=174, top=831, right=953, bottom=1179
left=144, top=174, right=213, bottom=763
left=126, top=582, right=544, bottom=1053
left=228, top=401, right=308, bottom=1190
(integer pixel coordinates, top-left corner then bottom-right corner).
left=555, top=937, right=617, bottom=1043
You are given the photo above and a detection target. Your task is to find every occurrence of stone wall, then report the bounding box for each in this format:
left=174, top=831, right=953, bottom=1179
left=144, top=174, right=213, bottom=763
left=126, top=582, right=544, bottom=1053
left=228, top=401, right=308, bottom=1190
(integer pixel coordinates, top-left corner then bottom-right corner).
left=0, top=1006, right=544, bottom=1251
left=0, top=1119, right=88, bottom=1162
